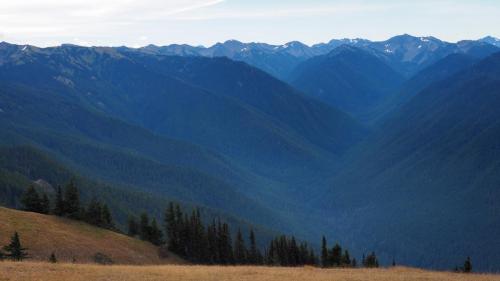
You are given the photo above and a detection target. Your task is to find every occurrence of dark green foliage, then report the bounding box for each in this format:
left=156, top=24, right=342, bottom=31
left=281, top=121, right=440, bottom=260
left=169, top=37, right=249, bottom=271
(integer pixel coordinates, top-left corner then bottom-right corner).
left=248, top=229, right=263, bottom=264
left=127, top=216, right=139, bottom=237
left=233, top=229, right=247, bottom=264
left=64, top=180, right=80, bottom=219
left=40, top=193, right=50, bottom=214
left=3, top=232, right=28, bottom=261
left=20, top=185, right=41, bottom=213
left=363, top=252, right=379, bottom=268
left=464, top=257, right=472, bottom=273
left=341, top=250, right=351, bottom=267
left=20, top=185, right=50, bottom=214
left=351, top=258, right=357, bottom=268
left=83, top=198, right=114, bottom=229
left=137, top=213, right=163, bottom=246
left=329, top=243, right=342, bottom=267
left=264, top=235, right=317, bottom=267
left=53, top=186, right=65, bottom=216
left=49, top=252, right=57, bottom=263
left=321, top=236, right=329, bottom=267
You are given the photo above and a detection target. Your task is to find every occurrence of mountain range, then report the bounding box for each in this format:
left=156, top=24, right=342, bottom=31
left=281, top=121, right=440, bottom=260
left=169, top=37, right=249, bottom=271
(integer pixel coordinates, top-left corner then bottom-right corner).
left=1, top=34, right=500, bottom=271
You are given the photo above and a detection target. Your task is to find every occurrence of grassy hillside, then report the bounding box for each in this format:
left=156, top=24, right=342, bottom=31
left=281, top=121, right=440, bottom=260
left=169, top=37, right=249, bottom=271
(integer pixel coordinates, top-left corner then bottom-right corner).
left=0, top=207, right=183, bottom=264
left=0, top=263, right=498, bottom=281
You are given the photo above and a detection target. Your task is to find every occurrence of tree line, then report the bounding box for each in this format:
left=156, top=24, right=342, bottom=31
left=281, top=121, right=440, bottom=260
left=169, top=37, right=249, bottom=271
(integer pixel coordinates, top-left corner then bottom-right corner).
left=17, top=182, right=474, bottom=271
left=21, top=180, right=114, bottom=230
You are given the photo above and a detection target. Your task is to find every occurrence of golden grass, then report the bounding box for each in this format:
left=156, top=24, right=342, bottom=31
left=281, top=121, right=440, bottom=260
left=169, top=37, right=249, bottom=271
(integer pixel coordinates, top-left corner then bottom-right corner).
left=0, top=207, right=182, bottom=265
left=1, top=262, right=499, bottom=281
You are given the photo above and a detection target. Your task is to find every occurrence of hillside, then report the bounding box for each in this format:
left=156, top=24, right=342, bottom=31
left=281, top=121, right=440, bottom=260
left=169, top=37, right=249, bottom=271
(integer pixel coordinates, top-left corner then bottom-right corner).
left=317, top=52, right=500, bottom=271
left=290, top=45, right=404, bottom=120
left=1, top=263, right=498, bottom=281
left=0, top=207, right=182, bottom=264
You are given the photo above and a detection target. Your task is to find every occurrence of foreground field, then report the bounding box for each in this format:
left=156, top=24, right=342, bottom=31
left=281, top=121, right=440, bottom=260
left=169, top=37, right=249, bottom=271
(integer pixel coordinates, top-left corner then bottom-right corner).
left=1, top=262, right=499, bottom=281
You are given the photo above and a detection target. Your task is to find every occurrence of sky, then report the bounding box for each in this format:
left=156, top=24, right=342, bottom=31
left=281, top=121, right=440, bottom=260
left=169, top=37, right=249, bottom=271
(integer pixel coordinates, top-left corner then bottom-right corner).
left=1, top=0, right=499, bottom=47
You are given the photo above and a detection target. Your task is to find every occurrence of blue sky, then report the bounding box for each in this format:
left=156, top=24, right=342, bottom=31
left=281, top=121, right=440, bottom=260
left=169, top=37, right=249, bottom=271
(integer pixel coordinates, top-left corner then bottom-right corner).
left=1, top=0, right=499, bottom=47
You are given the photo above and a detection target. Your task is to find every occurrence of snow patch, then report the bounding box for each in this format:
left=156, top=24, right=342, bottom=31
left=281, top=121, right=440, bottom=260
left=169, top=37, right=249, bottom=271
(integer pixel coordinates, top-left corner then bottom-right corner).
left=22, top=46, right=27, bottom=51
left=418, top=45, right=422, bottom=49
left=420, top=37, right=430, bottom=42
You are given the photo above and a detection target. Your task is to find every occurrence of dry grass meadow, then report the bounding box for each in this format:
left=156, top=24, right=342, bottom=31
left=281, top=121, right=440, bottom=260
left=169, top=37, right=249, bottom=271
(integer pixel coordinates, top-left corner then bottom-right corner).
left=1, top=262, right=500, bottom=281
left=0, top=207, right=182, bottom=264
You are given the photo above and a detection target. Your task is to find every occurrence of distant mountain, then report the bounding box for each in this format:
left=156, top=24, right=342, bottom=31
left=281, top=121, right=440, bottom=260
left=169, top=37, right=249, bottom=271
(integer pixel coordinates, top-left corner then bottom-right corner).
left=290, top=45, right=404, bottom=121
left=0, top=42, right=366, bottom=241
left=479, top=36, right=500, bottom=47
left=137, top=35, right=499, bottom=80
left=317, top=52, right=500, bottom=271
left=372, top=53, right=480, bottom=124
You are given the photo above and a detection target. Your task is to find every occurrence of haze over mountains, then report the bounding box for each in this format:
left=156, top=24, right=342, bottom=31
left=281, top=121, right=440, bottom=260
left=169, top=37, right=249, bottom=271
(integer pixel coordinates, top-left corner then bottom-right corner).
left=1, top=34, right=500, bottom=271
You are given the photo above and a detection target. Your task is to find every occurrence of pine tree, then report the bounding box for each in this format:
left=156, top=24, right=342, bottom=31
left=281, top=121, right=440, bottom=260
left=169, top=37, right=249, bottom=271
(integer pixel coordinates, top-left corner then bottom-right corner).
left=341, top=250, right=351, bottom=267
left=464, top=257, right=472, bottom=273
left=3, top=232, right=28, bottom=261
left=364, top=252, right=378, bottom=268
left=248, top=229, right=260, bottom=264
left=150, top=218, right=163, bottom=246
left=85, top=197, right=103, bottom=226
left=234, top=228, right=247, bottom=264
left=139, top=213, right=151, bottom=241
left=101, top=204, right=114, bottom=229
left=40, top=193, right=51, bottom=214
left=127, top=216, right=139, bottom=237
left=165, top=202, right=178, bottom=252
left=53, top=185, right=65, bottom=216
left=21, top=185, right=41, bottom=213
left=330, top=243, right=342, bottom=267
left=64, top=180, right=80, bottom=219
left=49, top=252, right=57, bottom=263
left=321, top=236, right=329, bottom=267
left=392, top=257, right=396, bottom=267
left=351, top=258, right=357, bottom=268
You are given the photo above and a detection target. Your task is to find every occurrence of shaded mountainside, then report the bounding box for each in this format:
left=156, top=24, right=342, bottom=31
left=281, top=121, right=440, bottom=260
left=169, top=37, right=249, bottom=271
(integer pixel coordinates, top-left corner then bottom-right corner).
left=317, top=52, right=500, bottom=271
left=0, top=146, right=279, bottom=248
left=0, top=42, right=367, bottom=244
left=0, top=206, right=183, bottom=264
left=290, top=45, right=404, bottom=120
left=372, top=53, right=480, bottom=124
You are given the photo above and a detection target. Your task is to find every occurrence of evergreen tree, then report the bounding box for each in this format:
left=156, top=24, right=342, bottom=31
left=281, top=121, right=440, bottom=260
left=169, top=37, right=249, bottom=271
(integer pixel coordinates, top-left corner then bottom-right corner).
left=364, top=252, right=379, bottom=268
left=341, top=250, right=351, bottom=267
left=351, top=258, right=357, bottom=268
left=40, top=193, right=51, bottom=214
left=248, top=229, right=262, bottom=264
left=392, top=258, right=396, bottom=267
left=49, top=252, right=57, bottom=263
left=329, top=243, right=342, bottom=267
left=127, top=216, right=139, bottom=237
left=165, top=202, right=178, bottom=252
left=101, top=204, right=114, bottom=229
left=3, top=232, right=28, bottom=261
left=53, top=185, right=65, bottom=216
left=64, top=180, right=80, bottom=219
left=464, top=257, right=472, bottom=273
left=321, top=236, right=329, bottom=267
left=234, top=228, right=247, bottom=264
left=85, top=198, right=103, bottom=226
left=150, top=218, right=164, bottom=246
left=139, top=213, right=151, bottom=241
left=21, top=185, right=41, bottom=213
